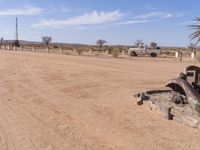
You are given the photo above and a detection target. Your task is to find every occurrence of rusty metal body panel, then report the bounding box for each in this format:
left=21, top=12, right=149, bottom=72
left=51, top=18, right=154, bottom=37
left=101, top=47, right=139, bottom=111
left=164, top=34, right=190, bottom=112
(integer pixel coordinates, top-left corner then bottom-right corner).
left=166, top=66, right=200, bottom=112
left=166, top=78, right=200, bottom=112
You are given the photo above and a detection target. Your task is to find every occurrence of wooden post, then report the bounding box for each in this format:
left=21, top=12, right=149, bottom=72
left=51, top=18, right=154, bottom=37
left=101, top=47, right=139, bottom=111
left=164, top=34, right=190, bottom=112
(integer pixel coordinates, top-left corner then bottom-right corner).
left=20, top=45, right=23, bottom=51
left=106, top=49, right=109, bottom=55
left=89, top=49, right=92, bottom=54
left=60, top=47, right=63, bottom=54
left=13, top=46, right=16, bottom=51
left=2, top=45, right=5, bottom=50
left=7, top=45, right=10, bottom=50
left=74, top=49, right=77, bottom=55
left=180, top=52, right=183, bottom=62
left=122, top=50, right=125, bottom=56
left=46, top=47, right=49, bottom=53
left=191, top=52, right=196, bottom=59
left=32, top=46, right=35, bottom=52
left=175, top=51, right=179, bottom=58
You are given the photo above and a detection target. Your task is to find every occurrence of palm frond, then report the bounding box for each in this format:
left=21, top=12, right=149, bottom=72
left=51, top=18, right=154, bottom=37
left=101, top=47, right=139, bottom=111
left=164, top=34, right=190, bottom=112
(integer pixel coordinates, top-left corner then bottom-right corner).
left=189, top=17, right=200, bottom=44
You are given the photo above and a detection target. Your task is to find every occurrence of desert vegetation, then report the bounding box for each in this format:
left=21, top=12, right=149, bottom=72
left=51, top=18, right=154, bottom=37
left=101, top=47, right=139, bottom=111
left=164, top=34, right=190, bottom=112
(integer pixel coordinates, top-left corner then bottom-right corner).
left=188, top=43, right=197, bottom=51
left=134, top=39, right=143, bottom=47
left=42, top=36, right=52, bottom=46
left=96, top=39, right=107, bottom=47
left=0, top=18, right=200, bottom=60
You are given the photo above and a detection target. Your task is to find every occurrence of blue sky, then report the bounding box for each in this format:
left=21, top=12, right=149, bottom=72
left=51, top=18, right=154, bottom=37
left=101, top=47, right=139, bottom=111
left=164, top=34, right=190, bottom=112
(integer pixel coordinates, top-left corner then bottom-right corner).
left=0, top=0, right=199, bottom=46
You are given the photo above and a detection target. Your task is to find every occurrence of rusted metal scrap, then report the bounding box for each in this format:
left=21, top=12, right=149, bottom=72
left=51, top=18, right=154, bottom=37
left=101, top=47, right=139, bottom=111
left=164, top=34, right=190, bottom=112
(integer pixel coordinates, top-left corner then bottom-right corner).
left=166, top=66, right=200, bottom=112
left=135, top=66, right=200, bottom=129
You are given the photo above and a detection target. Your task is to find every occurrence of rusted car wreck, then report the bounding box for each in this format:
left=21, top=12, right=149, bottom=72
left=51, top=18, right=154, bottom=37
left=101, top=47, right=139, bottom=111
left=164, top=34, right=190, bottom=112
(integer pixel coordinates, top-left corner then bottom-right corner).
left=136, top=66, right=200, bottom=129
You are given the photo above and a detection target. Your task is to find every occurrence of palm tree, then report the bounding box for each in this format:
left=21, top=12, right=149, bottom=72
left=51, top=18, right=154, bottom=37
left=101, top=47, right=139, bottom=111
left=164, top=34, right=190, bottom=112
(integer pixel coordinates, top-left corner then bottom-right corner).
left=189, top=17, right=200, bottom=44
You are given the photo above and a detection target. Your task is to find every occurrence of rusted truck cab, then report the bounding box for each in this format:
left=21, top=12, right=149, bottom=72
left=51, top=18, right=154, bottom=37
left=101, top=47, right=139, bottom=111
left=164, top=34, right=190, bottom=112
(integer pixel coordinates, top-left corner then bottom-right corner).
left=166, top=66, right=200, bottom=112
left=184, top=66, right=200, bottom=93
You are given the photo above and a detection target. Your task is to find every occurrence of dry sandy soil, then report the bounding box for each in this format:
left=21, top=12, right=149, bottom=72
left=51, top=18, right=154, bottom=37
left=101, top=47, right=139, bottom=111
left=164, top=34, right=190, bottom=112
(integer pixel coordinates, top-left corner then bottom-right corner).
left=0, top=51, right=199, bottom=150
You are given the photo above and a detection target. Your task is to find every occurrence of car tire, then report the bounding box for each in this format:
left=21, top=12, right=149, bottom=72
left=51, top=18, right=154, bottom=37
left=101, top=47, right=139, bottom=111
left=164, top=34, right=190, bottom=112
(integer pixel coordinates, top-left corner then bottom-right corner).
left=130, top=51, right=137, bottom=57
left=150, top=53, right=157, bottom=57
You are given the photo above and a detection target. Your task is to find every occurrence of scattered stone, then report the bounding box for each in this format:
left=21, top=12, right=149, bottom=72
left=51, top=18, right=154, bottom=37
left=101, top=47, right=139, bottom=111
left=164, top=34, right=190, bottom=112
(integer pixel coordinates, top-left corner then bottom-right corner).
left=137, top=92, right=145, bottom=105
left=160, top=106, right=172, bottom=120
left=135, top=90, right=200, bottom=130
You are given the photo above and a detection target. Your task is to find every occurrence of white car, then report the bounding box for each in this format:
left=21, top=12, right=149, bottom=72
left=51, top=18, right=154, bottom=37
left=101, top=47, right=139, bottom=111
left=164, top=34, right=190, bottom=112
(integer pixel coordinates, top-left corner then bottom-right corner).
left=128, top=43, right=161, bottom=57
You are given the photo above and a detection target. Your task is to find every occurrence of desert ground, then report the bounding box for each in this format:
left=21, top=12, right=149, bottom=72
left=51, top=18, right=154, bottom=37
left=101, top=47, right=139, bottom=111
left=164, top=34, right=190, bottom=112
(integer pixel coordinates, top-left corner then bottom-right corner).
left=0, top=51, right=199, bottom=150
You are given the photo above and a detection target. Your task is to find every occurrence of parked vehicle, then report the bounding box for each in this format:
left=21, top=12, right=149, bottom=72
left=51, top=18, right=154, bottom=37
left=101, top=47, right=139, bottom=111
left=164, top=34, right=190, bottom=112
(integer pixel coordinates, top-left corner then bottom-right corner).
left=128, top=43, right=161, bottom=57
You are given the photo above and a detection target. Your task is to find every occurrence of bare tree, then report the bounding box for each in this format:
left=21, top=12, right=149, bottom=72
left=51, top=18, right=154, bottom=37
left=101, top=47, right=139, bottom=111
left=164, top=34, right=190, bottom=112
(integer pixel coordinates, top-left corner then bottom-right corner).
left=134, top=39, right=143, bottom=47
left=188, top=43, right=196, bottom=51
left=42, top=36, right=52, bottom=46
left=96, top=39, right=107, bottom=47
left=189, top=17, right=200, bottom=44
left=150, top=42, right=157, bottom=49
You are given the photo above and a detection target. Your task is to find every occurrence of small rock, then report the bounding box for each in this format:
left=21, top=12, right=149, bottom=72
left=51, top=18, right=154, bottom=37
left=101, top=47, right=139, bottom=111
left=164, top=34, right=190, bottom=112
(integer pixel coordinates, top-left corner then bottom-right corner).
left=137, top=92, right=145, bottom=105
left=160, top=106, right=173, bottom=120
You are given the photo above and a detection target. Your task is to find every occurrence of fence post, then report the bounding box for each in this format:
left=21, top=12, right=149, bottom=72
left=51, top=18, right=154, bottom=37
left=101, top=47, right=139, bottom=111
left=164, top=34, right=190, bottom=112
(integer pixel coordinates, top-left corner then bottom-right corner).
left=191, top=51, right=196, bottom=59
left=13, top=46, right=16, bottom=51
left=2, top=45, right=5, bottom=50
left=46, top=47, right=49, bottom=53
left=20, top=45, right=23, bottom=51
left=180, top=52, right=183, bottom=62
left=175, top=51, right=179, bottom=58
left=60, top=47, right=63, bottom=54
left=89, top=49, right=92, bottom=54
left=73, top=49, right=77, bottom=55
left=122, top=50, right=125, bottom=56
left=8, top=45, right=11, bottom=50
left=106, top=49, right=109, bottom=55
left=32, top=46, right=35, bottom=52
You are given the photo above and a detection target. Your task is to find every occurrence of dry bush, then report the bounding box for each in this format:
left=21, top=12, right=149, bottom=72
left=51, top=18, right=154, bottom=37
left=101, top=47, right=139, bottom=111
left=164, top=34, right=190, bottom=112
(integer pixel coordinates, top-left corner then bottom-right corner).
left=112, top=48, right=120, bottom=58
left=77, top=49, right=82, bottom=55
left=53, top=45, right=58, bottom=48
left=195, top=55, right=200, bottom=62
left=107, top=47, right=112, bottom=54
left=112, top=51, right=119, bottom=58
left=94, top=51, right=100, bottom=56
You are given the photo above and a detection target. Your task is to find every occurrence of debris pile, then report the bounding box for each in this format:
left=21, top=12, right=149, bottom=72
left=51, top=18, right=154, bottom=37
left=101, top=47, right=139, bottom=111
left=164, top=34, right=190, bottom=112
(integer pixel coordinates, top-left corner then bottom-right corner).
left=135, top=66, right=200, bottom=129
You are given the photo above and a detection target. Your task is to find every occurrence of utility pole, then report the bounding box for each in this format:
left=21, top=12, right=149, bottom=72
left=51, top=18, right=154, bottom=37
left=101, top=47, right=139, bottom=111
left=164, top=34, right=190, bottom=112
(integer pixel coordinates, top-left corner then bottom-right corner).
left=0, top=37, right=3, bottom=44
left=14, top=17, right=20, bottom=47
left=16, top=17, right=18, bottom=41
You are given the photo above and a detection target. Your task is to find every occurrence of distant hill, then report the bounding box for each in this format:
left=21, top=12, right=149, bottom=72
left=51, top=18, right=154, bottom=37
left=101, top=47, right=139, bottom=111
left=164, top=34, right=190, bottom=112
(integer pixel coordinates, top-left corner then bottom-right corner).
left=4, top=40, right=41, bottom=45
left=2, top=40, right=191, bottom=49
left=3, top=40, right=93, bottom=46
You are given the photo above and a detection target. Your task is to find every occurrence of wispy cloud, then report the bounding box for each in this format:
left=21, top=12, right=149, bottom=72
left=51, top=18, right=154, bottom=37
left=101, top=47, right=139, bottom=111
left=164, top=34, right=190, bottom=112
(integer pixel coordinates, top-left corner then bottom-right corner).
left=115, top=20, right=151, bottom=25
left=0, top=6, right=44, bottom=16
left=174, top=12, right=187, bottom=18
left=134, top=11, right=187, bottom=20
left=0, top=30, right=12, bottom=34
left=143, top=4, right=159, bottom=10
left=50, top=5, right=86, bottom=13
left=32, top=10, right=124, bottom=28
left=178, top=21, right=194, bottom=26
left=134, top=11, right=173, bottom=19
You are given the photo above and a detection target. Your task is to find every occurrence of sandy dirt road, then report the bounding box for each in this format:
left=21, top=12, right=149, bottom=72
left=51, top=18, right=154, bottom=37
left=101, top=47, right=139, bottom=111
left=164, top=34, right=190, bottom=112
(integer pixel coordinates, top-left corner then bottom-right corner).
left=0, top=51, right=199, bottom=150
